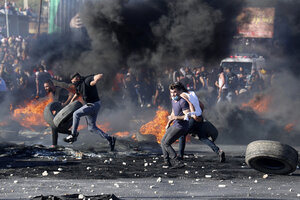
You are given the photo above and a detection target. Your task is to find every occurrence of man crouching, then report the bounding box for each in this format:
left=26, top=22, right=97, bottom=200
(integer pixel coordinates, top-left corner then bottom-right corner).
left=161, top=82, right=190, bottom=169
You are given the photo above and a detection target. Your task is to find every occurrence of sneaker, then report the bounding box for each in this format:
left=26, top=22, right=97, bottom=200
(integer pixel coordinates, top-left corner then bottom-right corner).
left=64, top=132, right=79, bottom=144
left=109, top=136, right=116, bottom=151
left=171, top=158, right=185, bottom=169
left=160, top=160, right=172, bottom=169
left=218, top=150, right=226, bottom=163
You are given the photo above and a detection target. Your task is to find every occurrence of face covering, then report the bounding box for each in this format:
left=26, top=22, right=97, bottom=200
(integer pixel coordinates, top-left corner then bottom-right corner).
left=172, top=95, right=180, bottom=101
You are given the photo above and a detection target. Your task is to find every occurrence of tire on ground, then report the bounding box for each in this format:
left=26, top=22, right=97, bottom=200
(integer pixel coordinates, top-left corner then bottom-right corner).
left=43, top=102, right=62, bottom=128
left=53, top=101, right=83, bottom=129
left=245, top=140, right=298, bottom=175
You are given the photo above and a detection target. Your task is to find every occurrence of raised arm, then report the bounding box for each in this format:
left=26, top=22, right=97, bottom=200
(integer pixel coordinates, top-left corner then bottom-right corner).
left=90, top=74, right=103, bottom=86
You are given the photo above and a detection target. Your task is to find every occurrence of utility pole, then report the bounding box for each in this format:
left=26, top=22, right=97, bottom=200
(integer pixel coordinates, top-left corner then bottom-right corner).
left=5, top=0, right=9, bottom=37
left=38, top=0, right=43, bottom=35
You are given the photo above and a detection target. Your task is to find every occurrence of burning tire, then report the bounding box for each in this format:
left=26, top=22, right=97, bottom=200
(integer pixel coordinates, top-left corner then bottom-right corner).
left=53, top=101, right=83, bottom=128
left=245, top=140, right=298, bottom=175
left=43, top=102, right=62, bottom=128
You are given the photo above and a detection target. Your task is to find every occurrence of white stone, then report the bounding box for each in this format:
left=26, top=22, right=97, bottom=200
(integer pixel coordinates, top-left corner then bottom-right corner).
left=185, top=171, right=189, bottom=174
left=91, top=184, right=95, bottom=188
left=13, top=180, right=18, bottom=184
left=156, top=177, right=162, bottom=182
left=218, top=185, right=226, bottom=188
left=53, top=171, right=60, bottom=175
left=58, top=168, right=63, bottom=171
left=195, top=179, right=200, bottom=182
left=263, top=174, right=268, bottom=179
left=268, top=187, right=272, bottom=190
left=154, top=191, right=158, bottom=194
left=168, top=180, right=174, bottom=184
left=78, top=194, right=84, bottom=199
left=114, top=183, right=120, bottom=188
left=144, top=163, right=148, bottom=167
left=254, top=180, right=258, bottom=183
left=205, top=175, right=212, bottom=178
left=86, top=167, right=91, bottom=170
left=122, top=162, right=126, bottom=166
left=42, top=171, right=48, bottom=176
left=289, top=188, right=293, bottom=192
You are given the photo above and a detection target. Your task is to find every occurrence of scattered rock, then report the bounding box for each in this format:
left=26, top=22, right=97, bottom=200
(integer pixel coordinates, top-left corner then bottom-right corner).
left=205, top=175, right=212, bottom=178
left=53, top=171, right=60, bottom=175
left=168, top=180, right=174, bottom=184
left=218, top=184, right=226, bottom=188
left=42, top=171, right=48, bottom=176
left=114, top=183, right=120, bottom=188
left=263, top=174, right=268, bottom=179
left=13, top=180, right=18, bottom=184
left=156, top=177, right=162, bottom=182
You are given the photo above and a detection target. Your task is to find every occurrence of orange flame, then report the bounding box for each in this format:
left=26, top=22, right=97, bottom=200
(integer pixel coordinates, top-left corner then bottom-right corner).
left=11, top=97, right=53, bottom=130
left=241, top=94, right=271, bottom=113
left=139, top=106, right=169, bottom=143
left=284, top=123, right=295, bottom=133
left=113, top=131, right=130, bottom=137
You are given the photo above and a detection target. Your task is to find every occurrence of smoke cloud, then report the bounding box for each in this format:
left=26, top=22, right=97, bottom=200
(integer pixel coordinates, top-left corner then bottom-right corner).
left=12, top=0, right=299, bottom=146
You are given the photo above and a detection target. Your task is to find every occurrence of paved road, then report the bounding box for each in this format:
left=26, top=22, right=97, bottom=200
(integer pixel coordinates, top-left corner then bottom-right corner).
left=0, top=144, right=299, bottom=200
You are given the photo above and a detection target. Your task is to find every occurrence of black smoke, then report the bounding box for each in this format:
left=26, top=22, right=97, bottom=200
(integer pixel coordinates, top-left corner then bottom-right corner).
left=28, top=0, right=243, bottom=82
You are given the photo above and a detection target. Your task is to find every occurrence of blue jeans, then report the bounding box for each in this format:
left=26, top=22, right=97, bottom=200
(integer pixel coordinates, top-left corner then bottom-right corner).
left=72, top=101, right=111, bottom=141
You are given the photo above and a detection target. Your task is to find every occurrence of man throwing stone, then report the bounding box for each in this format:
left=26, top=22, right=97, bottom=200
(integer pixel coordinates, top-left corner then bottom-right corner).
left=64, top=72, right=116, bottom=151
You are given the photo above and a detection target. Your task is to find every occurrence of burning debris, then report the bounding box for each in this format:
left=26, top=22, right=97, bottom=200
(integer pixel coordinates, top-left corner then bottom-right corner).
left=139, top=106, right=169, bottom=143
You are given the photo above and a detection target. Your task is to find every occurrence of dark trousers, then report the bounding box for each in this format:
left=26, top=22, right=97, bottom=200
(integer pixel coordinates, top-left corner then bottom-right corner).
left=161, top=125, right=188, bottom=162
left=178, top=119, right=220, bottom=158
left=51, top=127, right=71, bottom=146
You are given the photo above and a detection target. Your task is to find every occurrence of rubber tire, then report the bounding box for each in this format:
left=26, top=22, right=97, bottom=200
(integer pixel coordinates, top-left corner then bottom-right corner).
left=245, top=140, right=299, bottom=175
left=53, top=101, right=83, bottom=128
left=43, top=102, right=62, bottom=128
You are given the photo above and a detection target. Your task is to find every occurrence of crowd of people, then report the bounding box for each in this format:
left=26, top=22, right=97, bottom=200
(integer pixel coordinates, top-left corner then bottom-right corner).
left=112, top=64, right=270, bottom=110
left=0, top=1, right=36, bottom=17
left=0, top=33, right=272, bottom=112
left=0, top=35, right=64, bottom=108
